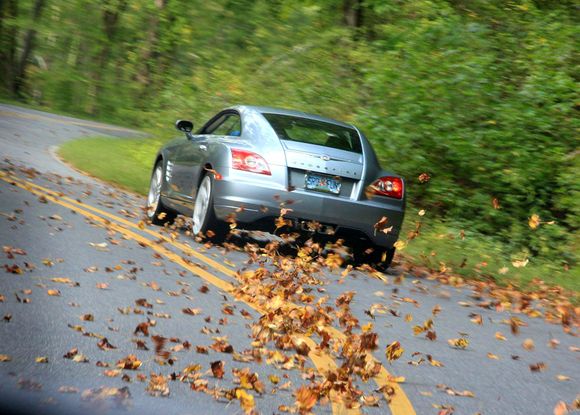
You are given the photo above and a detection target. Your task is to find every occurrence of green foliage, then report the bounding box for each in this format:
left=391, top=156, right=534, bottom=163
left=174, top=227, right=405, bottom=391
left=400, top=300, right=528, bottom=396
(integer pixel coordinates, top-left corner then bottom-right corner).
left=2, top=0, right=578, bottom=274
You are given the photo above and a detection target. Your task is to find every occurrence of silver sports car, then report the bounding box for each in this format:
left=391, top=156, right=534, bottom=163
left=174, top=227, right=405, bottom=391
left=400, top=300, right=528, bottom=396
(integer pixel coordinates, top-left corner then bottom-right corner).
left=146, top=106, right=405, bottom=267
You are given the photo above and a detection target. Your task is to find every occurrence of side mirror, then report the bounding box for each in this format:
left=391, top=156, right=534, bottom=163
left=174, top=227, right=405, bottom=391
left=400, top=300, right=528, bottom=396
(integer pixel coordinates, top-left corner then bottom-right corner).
left=175, top=120, right=194, bottom=133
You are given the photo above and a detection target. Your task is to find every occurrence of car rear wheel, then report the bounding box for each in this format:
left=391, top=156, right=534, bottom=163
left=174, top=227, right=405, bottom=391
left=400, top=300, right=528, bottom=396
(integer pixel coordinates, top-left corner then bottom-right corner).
left=146, top=162, right=176, bottom=225
left=354, top=243, right=395, bottom=271
left=192, top=175, right=227, bottom=239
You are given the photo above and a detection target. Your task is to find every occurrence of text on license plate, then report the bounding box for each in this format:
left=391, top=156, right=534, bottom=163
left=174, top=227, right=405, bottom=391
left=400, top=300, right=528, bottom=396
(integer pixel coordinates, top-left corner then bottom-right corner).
left=305, top=173, right=341, bottom=194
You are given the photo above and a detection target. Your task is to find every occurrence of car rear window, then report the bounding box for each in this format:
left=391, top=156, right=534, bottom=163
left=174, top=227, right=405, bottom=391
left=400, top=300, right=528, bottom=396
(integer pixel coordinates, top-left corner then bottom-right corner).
left=263, top=113, right=362, bottom=153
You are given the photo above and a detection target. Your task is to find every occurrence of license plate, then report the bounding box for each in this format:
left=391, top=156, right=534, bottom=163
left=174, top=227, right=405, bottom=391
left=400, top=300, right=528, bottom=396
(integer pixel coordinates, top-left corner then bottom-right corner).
left=305, top=173, right=341, bottom=195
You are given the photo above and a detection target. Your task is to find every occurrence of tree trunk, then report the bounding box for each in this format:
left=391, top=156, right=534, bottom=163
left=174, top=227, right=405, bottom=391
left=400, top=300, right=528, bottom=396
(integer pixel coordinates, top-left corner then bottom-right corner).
left=89, top=0, right=127, bottom=115
left=136, top=0, right=168, bottom=102
left=343, top=0, right=363, bottom=28
left=12, top=0, right=46, bottom=97
left=0, top=0, right=19, bottom=93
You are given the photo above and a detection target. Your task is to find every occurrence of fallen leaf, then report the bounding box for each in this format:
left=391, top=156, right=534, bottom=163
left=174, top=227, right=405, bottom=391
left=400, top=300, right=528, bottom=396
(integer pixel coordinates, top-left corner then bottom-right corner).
left=234, top=388, right=255, bottom=413
left=529, top=362, right=546, bottom=372
left=47, top=289, right=61, bottom=296
left=385, top=341, right=404, bottom=363
left=522, top=339, right=535, bottom=351
left=81, top=314, right=94, bottom=321
left=210, top=360, right=225, bottom=379
left=98, top=338, right=117, bottom=351
left=554, top=401, right=568, bottom=415
left=116, top=355, right=142, bottom=370
left=182, top=308, right=201, bottom=316
left=147, top=373, right=170, bottom=397
left=295, top=385, right=318, bottom=412
left=448, top=338, right=469, bottom=349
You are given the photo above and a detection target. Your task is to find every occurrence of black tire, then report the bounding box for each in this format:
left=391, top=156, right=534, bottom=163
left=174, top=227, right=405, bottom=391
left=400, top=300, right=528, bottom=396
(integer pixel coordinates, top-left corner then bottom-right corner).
left=191, top=174, right=228, bottom=241
left=146, top=161, right=176, bottom=226
left=354, top=242, right=395, bottom=271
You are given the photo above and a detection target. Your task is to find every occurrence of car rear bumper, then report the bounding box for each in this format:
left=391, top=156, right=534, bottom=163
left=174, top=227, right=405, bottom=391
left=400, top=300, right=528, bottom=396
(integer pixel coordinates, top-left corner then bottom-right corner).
left=212, top=174, right=404, bottom=248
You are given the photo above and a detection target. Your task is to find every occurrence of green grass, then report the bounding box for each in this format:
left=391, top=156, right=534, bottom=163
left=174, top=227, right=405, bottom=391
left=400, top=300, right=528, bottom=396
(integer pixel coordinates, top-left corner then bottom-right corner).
left=58, top=136, right=163, bottom=195
left=59, top=135, right=579, bottom=296
left=400, top=218, right=579, bottom=294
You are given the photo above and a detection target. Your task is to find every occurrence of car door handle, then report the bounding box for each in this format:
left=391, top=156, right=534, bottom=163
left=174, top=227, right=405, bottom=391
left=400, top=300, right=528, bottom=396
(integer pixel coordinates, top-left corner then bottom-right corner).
left=199, top=144, right=207, bottom=151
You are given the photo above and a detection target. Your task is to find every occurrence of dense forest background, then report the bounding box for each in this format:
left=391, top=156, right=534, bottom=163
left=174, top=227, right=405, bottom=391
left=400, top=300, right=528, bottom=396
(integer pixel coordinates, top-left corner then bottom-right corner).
left=1, top=0, right=578, bottom=272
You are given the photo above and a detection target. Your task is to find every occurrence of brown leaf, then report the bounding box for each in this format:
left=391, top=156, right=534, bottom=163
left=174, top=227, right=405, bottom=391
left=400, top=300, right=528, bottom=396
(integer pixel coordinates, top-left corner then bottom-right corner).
left=98, top=338, right=117, bottom=351
left=210, top=360, right=225, bottom=379
left=385, top=341, right=404, bottom=363
left=418, top=173, right=431, bottom=183
left=529, top=362, right=546, bottom=372
left=135, top=298, right=153, bottom=308
left=134, top=322, right=150, bottom=336
left=182, top=307, right=201, bottom=316
left=146, top=373, right=170, bottom=397
left=295, top=385, right=318, bottom=412
left=116, top=355, right=142, bottom=370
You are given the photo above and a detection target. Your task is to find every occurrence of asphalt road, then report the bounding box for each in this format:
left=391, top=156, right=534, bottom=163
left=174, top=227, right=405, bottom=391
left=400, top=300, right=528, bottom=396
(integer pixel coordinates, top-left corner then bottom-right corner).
left=0, top=104, right=578, bottom=415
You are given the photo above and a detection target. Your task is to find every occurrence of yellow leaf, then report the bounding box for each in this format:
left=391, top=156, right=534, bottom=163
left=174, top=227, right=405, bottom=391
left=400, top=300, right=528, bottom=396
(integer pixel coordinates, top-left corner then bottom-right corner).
left=528, top=214, right=540, bottom=229
left=361, top=322, right=374, bottom=333
left=386, top=375, right=406, bottom=383
left=393, top=240, right=406, bottom=250
left=495, top=332, right=507, bottom=341
left=412, top=325, right=424, bottom=336
left=47, top=289, right=61, bottom=296
left=385, top=341, right=404, bottom=363
left=448, top=338, right=469, bottom=349
left=51, top=278, right=73, bottom=284
left=487, top=353, right=499, bottom=360
left=556, top=375, right=570, bottom=381
left=235, top=388, right=255, bottom=413
left=0, top=354, right=11, bottom=362
left=35, top=356, right=49, bottom=363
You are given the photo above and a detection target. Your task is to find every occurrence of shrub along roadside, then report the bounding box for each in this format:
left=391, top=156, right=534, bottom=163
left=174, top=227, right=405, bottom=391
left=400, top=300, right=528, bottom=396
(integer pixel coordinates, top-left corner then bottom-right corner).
left=57, top=135, right=578, bottom=295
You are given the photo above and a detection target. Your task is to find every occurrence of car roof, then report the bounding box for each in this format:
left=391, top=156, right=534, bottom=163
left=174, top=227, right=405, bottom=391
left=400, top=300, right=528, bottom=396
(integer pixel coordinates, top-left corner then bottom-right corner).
left=229, top=105, right=355, bottom=129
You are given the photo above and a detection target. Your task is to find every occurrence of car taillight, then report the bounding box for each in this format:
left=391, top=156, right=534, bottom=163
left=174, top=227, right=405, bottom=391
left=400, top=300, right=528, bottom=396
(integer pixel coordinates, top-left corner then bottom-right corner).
left=370, top=176, right=404, bottom=199
left=231, top=149, right=271, bottom=175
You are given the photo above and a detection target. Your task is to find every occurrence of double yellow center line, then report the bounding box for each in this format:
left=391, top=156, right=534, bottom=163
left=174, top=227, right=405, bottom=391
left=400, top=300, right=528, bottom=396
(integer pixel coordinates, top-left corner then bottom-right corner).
left=0, top=171, right=415, bottom=415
